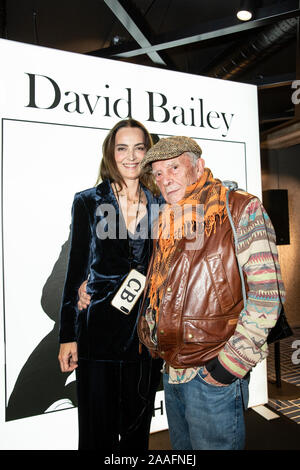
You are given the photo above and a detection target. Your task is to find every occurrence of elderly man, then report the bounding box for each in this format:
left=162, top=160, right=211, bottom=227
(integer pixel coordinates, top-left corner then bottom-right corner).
left=137, top=135, right=284, bottom=450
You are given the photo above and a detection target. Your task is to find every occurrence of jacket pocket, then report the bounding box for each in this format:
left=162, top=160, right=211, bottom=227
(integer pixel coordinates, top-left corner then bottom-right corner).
left=205, top=254, right=235, bottom=313
left=183, top=317, right=238, bottom=344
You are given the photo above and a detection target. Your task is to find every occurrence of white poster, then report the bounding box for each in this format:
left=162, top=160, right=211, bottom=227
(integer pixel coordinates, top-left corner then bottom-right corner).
left=0, top=39, right=262, bottom=450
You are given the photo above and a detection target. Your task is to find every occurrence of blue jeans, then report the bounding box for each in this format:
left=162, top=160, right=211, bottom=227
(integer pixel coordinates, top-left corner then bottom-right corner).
left=163, top=368, right=249, bottom=450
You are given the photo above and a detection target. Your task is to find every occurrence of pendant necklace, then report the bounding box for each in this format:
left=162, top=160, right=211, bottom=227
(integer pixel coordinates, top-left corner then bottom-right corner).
left=114, top=183, right=142, bottom=235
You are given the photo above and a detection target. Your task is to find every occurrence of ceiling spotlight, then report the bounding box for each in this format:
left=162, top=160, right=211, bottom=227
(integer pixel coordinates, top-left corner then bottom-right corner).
left=237, top=0, right=254, bottom=21
left=111, top=35, right=124, bottom=46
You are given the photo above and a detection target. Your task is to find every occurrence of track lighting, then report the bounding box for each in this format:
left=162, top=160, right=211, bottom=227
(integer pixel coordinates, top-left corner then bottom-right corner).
left=237, top=0, right=254, bottom=21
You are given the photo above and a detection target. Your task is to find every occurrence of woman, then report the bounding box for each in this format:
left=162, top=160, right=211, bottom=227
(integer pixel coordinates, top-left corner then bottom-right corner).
left=58, top=119, right=162, bottom=451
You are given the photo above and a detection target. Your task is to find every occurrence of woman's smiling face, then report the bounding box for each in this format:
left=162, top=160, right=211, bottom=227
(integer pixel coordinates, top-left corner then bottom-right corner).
left=114, top=127, right=146, bottom=182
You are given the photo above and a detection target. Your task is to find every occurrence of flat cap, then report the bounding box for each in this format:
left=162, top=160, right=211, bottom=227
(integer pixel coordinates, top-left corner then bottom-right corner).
left=140, top=135, right=202, bottom=170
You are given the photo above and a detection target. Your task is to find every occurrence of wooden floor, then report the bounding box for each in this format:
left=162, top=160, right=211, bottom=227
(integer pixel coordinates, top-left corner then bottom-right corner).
left=149, top=429, right=171, bottom=450
left=149, top=405, right=300, bottom=450
left=149, top=330, right=300, bottom=451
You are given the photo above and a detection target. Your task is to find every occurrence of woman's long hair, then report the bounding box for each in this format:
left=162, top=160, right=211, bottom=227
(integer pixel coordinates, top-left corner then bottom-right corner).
left=96, top=118, right=159, bottom=194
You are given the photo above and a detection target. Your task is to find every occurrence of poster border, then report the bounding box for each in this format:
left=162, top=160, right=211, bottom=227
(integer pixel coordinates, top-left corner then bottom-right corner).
left=1, top=116, right=248, bottom=419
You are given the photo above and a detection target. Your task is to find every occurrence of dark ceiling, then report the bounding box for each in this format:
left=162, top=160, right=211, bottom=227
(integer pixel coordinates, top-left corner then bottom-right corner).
left=1, top=0, right=299, bottom=133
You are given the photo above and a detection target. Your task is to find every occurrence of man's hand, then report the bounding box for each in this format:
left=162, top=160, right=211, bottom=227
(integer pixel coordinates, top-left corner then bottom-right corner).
left=78, top=280, right=91, bottom=310
left=202, top=366, right=228, bottom=387
left=58, top=342, right=78, bottom=372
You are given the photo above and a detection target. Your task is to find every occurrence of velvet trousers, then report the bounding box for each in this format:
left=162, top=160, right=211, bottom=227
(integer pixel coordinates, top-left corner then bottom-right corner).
left=76, top=357, right=162, bottom=451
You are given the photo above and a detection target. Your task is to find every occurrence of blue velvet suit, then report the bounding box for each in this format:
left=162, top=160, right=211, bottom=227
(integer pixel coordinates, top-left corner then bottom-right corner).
left=59, top=179, right=162, bottom=450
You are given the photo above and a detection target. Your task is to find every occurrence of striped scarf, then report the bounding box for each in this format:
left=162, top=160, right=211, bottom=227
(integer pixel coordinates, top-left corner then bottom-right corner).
left=149, top=168, right=228, bottom=321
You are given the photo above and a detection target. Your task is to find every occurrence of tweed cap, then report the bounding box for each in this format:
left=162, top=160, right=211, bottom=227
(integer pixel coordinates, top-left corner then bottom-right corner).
left=140, top=135, right=202, bottom=170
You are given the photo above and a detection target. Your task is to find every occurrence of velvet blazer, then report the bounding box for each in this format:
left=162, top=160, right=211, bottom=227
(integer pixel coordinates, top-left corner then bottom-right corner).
left=59, top=179, right=162, bottom=362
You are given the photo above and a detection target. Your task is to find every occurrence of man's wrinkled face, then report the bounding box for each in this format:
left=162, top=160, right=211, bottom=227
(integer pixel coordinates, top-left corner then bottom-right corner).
left=152, top=153, right=205, bottom=204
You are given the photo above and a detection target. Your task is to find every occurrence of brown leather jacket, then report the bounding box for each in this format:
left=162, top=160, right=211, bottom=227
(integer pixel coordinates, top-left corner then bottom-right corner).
left=138, top=190, right=254, bottom=368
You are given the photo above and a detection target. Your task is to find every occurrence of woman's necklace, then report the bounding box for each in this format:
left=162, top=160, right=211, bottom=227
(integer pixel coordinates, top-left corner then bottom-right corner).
left=114, top=183, right=142, bottom=234
left=117, top=192, right=140, bottom=204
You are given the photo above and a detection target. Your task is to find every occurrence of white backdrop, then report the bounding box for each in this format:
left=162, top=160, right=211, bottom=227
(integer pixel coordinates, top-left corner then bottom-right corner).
left=0, top=39, right=263, bottom=450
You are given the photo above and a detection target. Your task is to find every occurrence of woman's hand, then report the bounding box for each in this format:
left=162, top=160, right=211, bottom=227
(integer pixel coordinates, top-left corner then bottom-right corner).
left=58, top=342, right=78, bottom=372
left=78, top=280, right=91, bottom=310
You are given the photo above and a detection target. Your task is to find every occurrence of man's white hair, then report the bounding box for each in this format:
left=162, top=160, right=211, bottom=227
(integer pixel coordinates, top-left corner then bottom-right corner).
left=186, top=151, right=200, bottom=166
